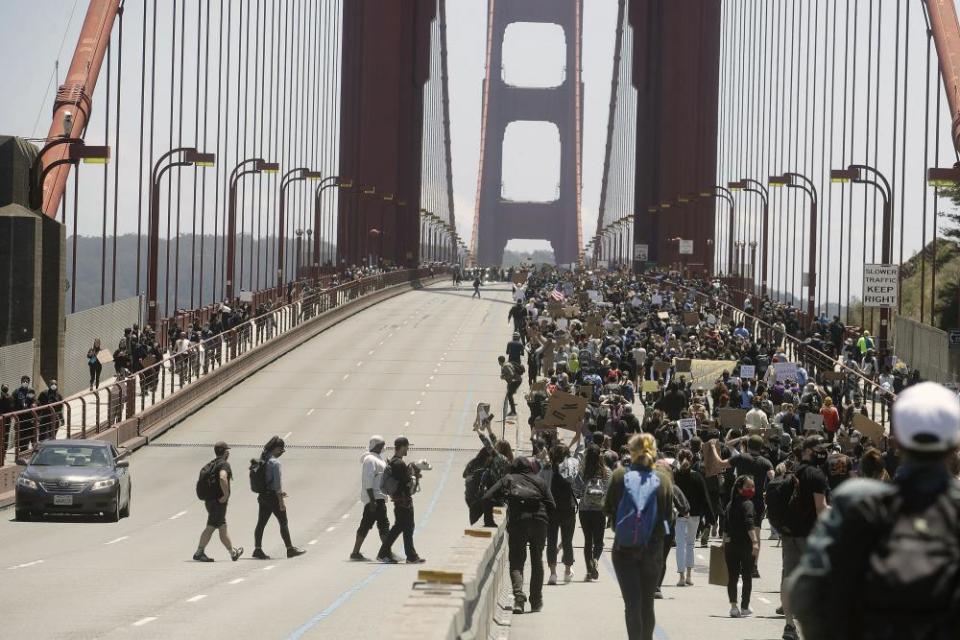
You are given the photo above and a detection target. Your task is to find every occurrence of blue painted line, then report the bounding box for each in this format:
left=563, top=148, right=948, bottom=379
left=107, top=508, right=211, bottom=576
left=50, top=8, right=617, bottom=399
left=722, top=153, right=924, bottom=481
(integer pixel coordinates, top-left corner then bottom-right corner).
left=601, top=554, right=669, bottom=639
left=285, top=391, right=474, bottom=640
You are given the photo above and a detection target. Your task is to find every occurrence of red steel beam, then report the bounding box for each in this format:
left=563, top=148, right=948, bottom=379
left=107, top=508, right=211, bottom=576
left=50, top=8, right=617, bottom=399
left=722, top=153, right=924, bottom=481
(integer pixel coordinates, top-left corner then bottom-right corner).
left=40, top=0, right=122, bottom=218
left=926, top=0, right=960, bottom=156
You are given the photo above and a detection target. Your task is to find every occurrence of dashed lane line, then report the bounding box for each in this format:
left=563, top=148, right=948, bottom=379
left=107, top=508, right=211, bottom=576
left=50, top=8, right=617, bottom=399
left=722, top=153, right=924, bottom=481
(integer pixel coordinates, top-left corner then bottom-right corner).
left=186, top=595, right=207, bottom=603
left=169, top=510, right=188, bottom=520
left=228, top=578, right=245, bottom=585
left=8, top=560, right=43, bottom=570
left=342, top=374, right=350, bottom=381
left=326, top=526, right=336, bottom=532
left=325, top=390, right=333, bottom=397
left=306, top=409, right=315, bottom=416
left=308, top=539, right=319, bottom=546
left=132, top=617, right=157, bottom=627
left=105, top=536, right=129, bottom=545
left=284, top=432, right=293, bottom=440
left=263, top=565, right=277, bottom=571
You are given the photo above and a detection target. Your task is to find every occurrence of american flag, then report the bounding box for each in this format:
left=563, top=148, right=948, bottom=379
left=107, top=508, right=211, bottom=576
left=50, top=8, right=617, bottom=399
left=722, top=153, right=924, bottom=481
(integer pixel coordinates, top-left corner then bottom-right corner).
left=550, top=286, right=566, bottom=302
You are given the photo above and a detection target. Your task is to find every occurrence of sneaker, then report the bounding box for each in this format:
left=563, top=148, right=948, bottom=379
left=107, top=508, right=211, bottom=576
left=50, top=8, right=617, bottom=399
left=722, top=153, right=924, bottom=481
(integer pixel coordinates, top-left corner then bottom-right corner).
left=782, top=624, right=800, bottom=640
left=677, top=576, right=686, bottom=587
left=349, top=552, right=367, bottom=561
left=377, top=554, right=399, bottom=564
left=547, top=573, right=558, bottom=586
left=230, top=547, right=243, bottom=562
left=563, top=568, right=573, bottom=583
left=729, top=605, right=741, bottom=618
left=776, top=606, right=784, bottom=616
left=699, top=538, right=709, bottom=548
left=252, top=548, right=270, bottom=560
left=769, top=530, right=781, bottom=540
left=740, top=606, right=754, bottom=617
left=751, top=567, right=761, bottom=579
left=406, top=556, right=426, bottom=564
left=287, top=547, right=306, bottom=558
left=685, top=575, right=694, bottom=586
left=529, top=601, right=543, bottom=613
left=512, top=599, right=525, bottom=614
left=192, top=551, right=214, bottom=562
left=654, top=588, right=663, bottom=600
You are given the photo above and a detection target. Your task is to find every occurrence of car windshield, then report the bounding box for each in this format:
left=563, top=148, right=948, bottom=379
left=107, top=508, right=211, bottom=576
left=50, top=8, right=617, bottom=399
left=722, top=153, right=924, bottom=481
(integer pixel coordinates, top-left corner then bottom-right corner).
left=30, top=446, right=112, bottom=467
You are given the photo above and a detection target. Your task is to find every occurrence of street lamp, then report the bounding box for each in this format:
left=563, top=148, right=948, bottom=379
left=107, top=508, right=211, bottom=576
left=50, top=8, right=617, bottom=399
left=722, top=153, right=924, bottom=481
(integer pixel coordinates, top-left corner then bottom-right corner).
left=278, top=168, right=322, bottom=287
left=312, top=176, right=341, bottom=267
left=732, top=179, right=769, bottom=298
left=831, top=165, right=893, bottom=357
left=226, top=158, right=279, bottom=301
left=147, top=147, right=215, bottom=327
left=30, top=139, right=112, bottom=210
left=771, top=172, right=818, bottom=325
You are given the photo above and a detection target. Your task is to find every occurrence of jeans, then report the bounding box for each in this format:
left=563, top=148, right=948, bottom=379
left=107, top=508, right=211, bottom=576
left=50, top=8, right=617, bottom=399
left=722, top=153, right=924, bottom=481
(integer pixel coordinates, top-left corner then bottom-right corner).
left=674, top=515, right=700, bottom=572
left=508, top=519, right=547, bottom=606
left=612, top=544, right=662, bottom=640
left=378, top=502, right=418, bottom=559
left=781, top=535, right=807, bottom=627
left=254, top=493, right=292, bottom=549
left=578, top=510, right=606, bottom=570
left=725, top=541, right=754, bottom=607
left=546, top=509, right=576, bottom=567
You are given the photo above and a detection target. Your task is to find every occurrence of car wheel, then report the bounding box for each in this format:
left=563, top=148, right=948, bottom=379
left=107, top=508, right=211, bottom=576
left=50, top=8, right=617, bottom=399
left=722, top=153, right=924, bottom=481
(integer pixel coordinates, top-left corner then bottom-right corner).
left=106, top=491, right=121, bottom=522
left=120, top=486, right=131, bottom=518
left=15, top=509, right=31, bottom=522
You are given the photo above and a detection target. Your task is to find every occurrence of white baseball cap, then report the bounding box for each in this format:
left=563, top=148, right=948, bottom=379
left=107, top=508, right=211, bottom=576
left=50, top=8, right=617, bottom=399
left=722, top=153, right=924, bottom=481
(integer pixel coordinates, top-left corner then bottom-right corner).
left=892, top=382, right=960, bottom=453
left=369, top=435, right=385, bottom=451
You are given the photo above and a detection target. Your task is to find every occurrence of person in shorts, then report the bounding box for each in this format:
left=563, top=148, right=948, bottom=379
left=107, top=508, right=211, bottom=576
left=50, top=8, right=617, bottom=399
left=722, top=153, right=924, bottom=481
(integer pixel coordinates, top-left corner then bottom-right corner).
left=194, top=441, right=243, bottom=562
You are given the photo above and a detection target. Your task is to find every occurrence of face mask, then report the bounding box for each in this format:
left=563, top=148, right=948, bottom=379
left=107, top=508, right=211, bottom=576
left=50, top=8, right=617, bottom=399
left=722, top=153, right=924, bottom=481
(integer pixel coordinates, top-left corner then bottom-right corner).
left=741, top=487, right=756, bottom=499
left=50, top=385, right=57, bottom=392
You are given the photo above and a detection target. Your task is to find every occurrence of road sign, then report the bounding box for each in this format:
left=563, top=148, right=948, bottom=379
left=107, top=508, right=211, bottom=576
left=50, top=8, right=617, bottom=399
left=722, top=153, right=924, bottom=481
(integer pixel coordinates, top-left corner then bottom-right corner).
left=679, top=240, right=694, bottom=255
left=635, top=244, right=649, bottom=262
left=862, top=264, right=899, bottom=308
left=949, top=329, right=960, bottom=349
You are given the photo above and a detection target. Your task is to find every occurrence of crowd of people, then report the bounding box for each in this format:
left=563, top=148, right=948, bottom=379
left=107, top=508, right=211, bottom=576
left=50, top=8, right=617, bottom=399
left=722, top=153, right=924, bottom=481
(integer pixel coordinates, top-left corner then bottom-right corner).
left=457, top=266, right=960, bottom=640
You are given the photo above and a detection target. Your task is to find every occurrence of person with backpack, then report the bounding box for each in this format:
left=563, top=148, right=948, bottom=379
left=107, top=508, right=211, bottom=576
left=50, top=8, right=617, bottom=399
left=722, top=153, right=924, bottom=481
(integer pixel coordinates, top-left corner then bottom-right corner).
left=765, top=435, right=829, bottom=640
left=603, top=433, right=674, bottom=640
left=250, top=436, right=306, bottom=560
left=499, top=355, right=522, bottom=417
left=787, top=382, right=960, bottom=640
left=350, top=435, right=390, bottom=561
left=578, top=444, right=610, bottom=581
left=482, top=456, right=556, bottom=614
left=463, top=423, right=512, bottom=527
left=546, top=443, right=580, bottom=585
left=376, top=436, right=426, bottom=564
left=193, top=441, right=243, bottom=562
left=724, top=474, right=759, bottom=618
left=673, top=448, right=713, bottom=586
left=472, top=277, right=481, bottom=299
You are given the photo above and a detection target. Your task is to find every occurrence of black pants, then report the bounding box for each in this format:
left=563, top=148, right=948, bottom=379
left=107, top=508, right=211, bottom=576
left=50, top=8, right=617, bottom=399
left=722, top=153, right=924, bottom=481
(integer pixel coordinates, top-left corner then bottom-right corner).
left=89, top=362, right=102, bottom=388
left=506, top=380, right=520, bottom=413
left=508, top=518, right=547, bottom=606
left=579, top=510, right=606, bottom=570
left=254, top=493, right=292, bottom=549
left=725, top=541, right=753, bottom=607
left=612, top=545, right=662, bottom=640
left=378, top=502, right=418, bottom=559
left=658, top=529, right=676, bottom=587
left=357, top=499, right=390, bottom=540
left=547, top=509, right=576, bottom=567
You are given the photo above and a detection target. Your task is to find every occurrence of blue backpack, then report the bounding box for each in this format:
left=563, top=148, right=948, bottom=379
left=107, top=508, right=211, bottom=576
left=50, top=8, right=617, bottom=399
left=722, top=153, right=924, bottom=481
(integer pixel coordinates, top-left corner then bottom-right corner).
left=614, top=467, right=661, bottom=549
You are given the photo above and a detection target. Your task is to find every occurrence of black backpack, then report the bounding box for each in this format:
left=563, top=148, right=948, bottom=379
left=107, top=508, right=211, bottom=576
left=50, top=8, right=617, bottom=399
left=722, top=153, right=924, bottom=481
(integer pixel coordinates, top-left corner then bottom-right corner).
left=765, top=472, right=809, bottom=536
left=507, top=475, right=542, bottom=513
left=196, top=459, right=221, bottom=501
left=249, top=458, right=268, bottom=493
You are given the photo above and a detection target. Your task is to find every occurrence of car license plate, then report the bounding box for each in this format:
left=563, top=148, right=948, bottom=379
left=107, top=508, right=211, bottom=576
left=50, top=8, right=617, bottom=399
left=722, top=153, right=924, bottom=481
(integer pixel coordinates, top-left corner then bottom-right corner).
left=53, top=495, right=73, bottom=506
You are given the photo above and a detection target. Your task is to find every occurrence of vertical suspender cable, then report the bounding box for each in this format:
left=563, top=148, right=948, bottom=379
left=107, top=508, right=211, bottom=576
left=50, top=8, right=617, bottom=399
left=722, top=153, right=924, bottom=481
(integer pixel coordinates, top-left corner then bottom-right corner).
left=101, top=35, right=112, bottom=306
left=921, top=28, right=932, bottom=324
left=190, top=0, right=202, bottom=310
left=110, top=8, right=123, bottom=303
left=199, top=0, right=211, bottom=307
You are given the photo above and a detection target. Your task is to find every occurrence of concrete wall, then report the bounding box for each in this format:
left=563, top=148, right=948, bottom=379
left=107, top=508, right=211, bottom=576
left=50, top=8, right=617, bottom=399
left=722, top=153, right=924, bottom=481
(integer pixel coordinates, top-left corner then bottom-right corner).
left=0, top=339, right=34, bottom=391
left=893, top=316, right=954, bottom=383
left=62, top=296, right=141, bottom=396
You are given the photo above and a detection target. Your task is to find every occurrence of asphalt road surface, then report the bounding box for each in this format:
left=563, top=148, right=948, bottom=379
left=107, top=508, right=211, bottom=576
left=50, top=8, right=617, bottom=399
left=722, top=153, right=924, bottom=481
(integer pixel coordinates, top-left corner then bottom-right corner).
left=0, top=281, right=516, bottom=640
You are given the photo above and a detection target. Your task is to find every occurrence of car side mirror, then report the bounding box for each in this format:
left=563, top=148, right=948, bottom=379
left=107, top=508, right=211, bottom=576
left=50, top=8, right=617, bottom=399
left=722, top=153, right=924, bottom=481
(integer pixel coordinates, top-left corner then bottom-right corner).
left=116, top=460, right=130, bottom=468
left=15, top=458, right=27, bottom=467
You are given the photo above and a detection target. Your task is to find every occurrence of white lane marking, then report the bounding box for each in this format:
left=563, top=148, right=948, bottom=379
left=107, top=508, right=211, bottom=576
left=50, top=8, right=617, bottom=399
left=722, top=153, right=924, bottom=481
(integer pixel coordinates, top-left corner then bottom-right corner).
left=228, top=578, right=245, bottom=585
left=368, top=350, right=375, bottom=355
left=284, top=432, right=293, bottom=440
left=186, top=594, right=207, bottom=603
left=133, top=617, right=157, bottom=627
left=410, top=410, right=416, bottom=416
left=420, top=391, right=426, bottom=396
left=425, top=383, right=430, bottom=388
left=429, top=376, right=434, bottom=380
left=379, top=341, right=385, bottom=346
left=326, top=390, right=333, bottom=397
left=308, top=539, right=319, bottom=545
left=263, top=565, right=276, bottom=571
left=404, top=421, right=410, bottom=427
left=105, top=536, right=129, bottom=545
left=8, top=560, right=43, bottom=569
left=341, top=513, right=350, bottom=519
left=388, top=333, right=394, bottom=338
left=356, top=361, right=363, bottom=367
left=342, top=374, right=350, bottom=381
left=326, top=526, right=336, bottom=532
left=169, top=510, right=188, bottom=520
left=415, top=401, right=421, bottom=406
left=306, top=408, right=315, bottom=416
left=758, top=597, right=771, bottom=605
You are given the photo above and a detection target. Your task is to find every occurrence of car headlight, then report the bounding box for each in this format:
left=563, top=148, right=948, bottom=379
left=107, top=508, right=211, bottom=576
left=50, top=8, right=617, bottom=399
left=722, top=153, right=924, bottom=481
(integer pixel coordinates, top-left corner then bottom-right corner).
left=16, top=476, right=37, bottom=490
left=91, top=478, right=117, bottom=491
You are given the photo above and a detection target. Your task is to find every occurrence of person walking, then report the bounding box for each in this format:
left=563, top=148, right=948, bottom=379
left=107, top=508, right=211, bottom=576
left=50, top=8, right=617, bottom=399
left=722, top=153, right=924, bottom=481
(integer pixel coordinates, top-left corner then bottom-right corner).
left=376, top=436, right=426, bottom=564
left=499, top=355, right=522, bottom=417
left=350, top=435, right=390, bottom=561
left=604, top=433, right=674, bottom=640
left=673, top=448, right=713, bottom=586
left=87, top=339, right=103, bottom=390
left=482, top=456, right=555, bottom=614
left=788, top=382, right=960, bottom=640
left=546, top=444, right=579, bottom=585
left=578, top=443, right=610, bottom=581
left=472, top=276, right=481, bottom=299
left=252, top=436, right=306, bottom=560
left=725, top=474, right=759, bottom=618
left=193, top=441, right=243, bottom=562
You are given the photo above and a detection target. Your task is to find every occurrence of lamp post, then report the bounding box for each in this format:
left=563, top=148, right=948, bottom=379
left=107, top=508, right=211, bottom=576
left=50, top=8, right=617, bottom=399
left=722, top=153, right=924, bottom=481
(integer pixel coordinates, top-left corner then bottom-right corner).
left=278, top=168, right=323, bottom=287
left=147, top=147, right=215, bottom=327
left=831, top=165, right=892, bottom=357
left=772, top=172, right=818, bottom=325
left=730, top=179, right=769, bottom=297
left=226, top=158, right=279, bottom=302
left=305, top=228, right=313, bottom=272
left=702, top=186, right=735, bottom=276
left=30, top=139, right=112, bottom=210
left=312, top=176, right=341, bottom=268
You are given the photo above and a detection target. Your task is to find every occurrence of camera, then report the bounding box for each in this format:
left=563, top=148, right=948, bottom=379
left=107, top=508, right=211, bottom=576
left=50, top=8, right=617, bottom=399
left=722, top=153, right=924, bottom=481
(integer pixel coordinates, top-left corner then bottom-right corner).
left=413, top=459, right=432, bottom=472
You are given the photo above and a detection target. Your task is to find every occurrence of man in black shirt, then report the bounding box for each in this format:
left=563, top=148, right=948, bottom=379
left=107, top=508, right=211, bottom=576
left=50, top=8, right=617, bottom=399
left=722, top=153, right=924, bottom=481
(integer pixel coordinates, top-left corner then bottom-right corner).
left=377, top=437, right=426, bottom=564
left=194, top=442, right=243, bottom=562
left=506, top=332, right=525, bottom=365
left=721, top=436, right=774, bottom=577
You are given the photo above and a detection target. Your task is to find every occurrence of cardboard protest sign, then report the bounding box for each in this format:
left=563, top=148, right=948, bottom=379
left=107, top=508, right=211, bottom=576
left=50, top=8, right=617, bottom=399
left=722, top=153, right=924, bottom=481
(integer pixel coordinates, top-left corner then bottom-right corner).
left=674, top=358, right=692, bottom=373
left=657, top=312, right=670, bottom=321
left=512, top=271, right=527, bottom=285
left=548, top=301, right=564, bottom=318
left=683, top=311, right=700, bottom=326
left=587, top=290, right=603, bottom=304
left=853, top=413, right=885, bottom=442
left=804, top=413, right=825, bottom=432
left=821, top=371, right=846, bottom=381
left=739, top=364, right=756, bottom=379
left=773, top=361, right=799, bottom=382
left=555, top=318, right=569, bottom=331
left=537, top=391, right=589, bottom=432
left=703, top=439, right=723, bottom=476
left=563, top=306, right=580, bottom=319
left=96, top=349, right=114, bottom=365
left=653, top=361, right=672, bottom=375
left=719, top=408, right=748, bottom=428
left=585, top=317, right=605, bottom=338
left=576, top=384, right=594, bottom=400
left=641, top=380, right=661, bottom=393
left=141, top=354, right=158, bottom=368
left=689, top=359, right=737, bottom=385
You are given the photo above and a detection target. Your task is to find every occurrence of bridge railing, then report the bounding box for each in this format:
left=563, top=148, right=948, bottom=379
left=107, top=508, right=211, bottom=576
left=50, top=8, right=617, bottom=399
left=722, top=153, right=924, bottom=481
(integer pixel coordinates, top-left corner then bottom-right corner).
left=0, top=268, right=440, bottom=465
left=649, top=276, right=895, bottom=431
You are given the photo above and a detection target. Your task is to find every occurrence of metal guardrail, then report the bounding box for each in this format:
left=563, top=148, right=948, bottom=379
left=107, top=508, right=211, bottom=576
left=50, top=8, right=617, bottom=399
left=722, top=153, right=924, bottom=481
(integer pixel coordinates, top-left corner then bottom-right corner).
left=0, top=268, right=441, bottom=464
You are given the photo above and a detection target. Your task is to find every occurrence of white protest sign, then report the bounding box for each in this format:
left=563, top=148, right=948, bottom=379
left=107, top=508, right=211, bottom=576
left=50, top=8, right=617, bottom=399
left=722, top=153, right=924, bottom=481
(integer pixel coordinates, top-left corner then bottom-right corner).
left=677, top=418, right=698, bottom=440
left=773, top=361, right=798, bottom=382
left=740, top=364, right=756, bottom=379
left=804, top=413, right=825, bottom=432
left=862, top=264, right=899, bottom=309
left=679, top=240, right=694, bottom=255
left=652, top=294, right=663, bottom=306
left=635, top=244, right=649, bottom=262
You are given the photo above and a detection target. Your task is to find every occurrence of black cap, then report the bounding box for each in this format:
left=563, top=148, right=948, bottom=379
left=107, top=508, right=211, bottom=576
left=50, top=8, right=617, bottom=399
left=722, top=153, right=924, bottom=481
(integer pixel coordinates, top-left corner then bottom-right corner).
left=394, top=436, right=412, bottom=448
left=214, top=441, right=230, bottom=455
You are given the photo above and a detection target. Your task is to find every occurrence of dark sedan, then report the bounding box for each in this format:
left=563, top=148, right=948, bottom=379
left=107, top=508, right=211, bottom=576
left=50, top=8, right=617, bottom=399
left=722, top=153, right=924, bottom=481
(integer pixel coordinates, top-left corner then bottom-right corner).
left=15, top=440, right=131, bottom=522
